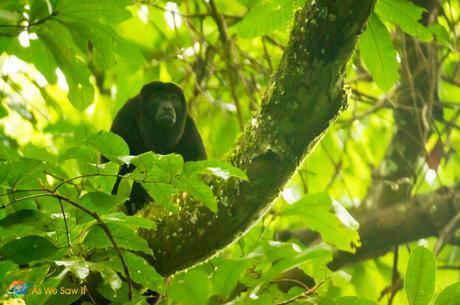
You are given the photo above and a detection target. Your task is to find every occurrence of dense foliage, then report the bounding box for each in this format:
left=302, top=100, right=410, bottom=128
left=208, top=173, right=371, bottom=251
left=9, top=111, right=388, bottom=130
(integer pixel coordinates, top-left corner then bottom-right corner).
left=0, top=0, right=459, bottom=305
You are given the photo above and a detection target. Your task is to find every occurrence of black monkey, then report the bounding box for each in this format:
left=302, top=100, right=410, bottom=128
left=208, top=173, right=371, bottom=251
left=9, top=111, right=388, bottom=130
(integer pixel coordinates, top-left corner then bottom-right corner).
left=110, top=81, right=206, bottom=214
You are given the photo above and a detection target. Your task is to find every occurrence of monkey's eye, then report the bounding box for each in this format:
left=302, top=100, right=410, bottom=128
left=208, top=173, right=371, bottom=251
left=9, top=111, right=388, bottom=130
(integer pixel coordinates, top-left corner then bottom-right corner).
left=170, top=94, right=180, bottom=105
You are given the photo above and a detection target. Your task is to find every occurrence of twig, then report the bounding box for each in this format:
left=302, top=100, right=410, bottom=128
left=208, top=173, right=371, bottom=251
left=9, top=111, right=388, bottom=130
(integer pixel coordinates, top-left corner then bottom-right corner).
left=59, top=198, right=73, bottom=255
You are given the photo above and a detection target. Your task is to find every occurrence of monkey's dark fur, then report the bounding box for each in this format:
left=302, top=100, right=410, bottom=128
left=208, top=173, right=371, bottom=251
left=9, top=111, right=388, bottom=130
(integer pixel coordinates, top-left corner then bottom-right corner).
left=110, top=81, right=206, bottom=214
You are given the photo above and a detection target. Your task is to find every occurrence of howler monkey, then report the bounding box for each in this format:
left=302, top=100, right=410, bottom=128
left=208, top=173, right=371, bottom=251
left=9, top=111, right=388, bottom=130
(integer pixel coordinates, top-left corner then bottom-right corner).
left=110, top=81, right=206, bottom=214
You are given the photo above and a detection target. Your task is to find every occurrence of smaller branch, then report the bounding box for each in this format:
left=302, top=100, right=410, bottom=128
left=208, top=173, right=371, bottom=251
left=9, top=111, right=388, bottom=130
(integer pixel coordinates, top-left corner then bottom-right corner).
left=263, top=35, right=285, bottom=51
left=434, top=211, right=460, bottom=256
left=59, top=198, right=73, bottom=255
left=262, top=37, right=274, bottom=72
left=150, top=3, right=241, bottom=21
left=387, top=247, right=400, bottom=305
left=207, top=0, right=245, bottom=129
left=1, top=189, right=134, bottom=300
left=46, top=189, right=134, bottom=300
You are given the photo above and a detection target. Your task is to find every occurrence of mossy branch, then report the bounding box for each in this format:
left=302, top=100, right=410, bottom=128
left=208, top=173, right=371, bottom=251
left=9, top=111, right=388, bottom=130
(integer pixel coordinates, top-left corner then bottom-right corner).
left=143, top=0, right=377, bottom=275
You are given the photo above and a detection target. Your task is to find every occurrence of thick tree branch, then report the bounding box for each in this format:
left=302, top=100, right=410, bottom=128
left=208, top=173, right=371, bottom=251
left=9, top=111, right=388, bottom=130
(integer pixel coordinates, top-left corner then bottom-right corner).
left=142, top=0, right=377, bottom=275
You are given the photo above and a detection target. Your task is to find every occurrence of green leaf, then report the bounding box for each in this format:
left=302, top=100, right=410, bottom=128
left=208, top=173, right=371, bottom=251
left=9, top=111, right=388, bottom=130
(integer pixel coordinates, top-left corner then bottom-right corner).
left=260, top=243, right=333, bottom=281
left=155, top=154, right=184, bottom=178
left=168, top=269, right=210, bottom=305
left=175, top=175, right=217, bottom=213
left=96, top=281, right=144, bottom=304
left=36, top=20, right=94, bottom=109
left=336, top=296, right=377, bottom=305
left=0, top=260, right=19, bottom=289
left=1, top=158, right=46, bottom=187
left=8, top=38, right=58, bottom=83
left=131, top=152, right=184, bottom=182
left=60, top=146, right=98, bottom=163
left=359, top=13, right=399, bottom=91
left=0, top=2, right=22, bottom=35
left=280, top=193, right=360, bottom=252
left=84, top=161, right=120, bottom=194
left=55, top=258, right=91, bottom=280
left=63, top=19, right=144, bottom=70
left=235, top=0, right=296, bottom=38
left=79, top=192, right=118, bottom=213
left=76, top=192, right=121, bottom=223
left=142, top=183, right=179, bottom=213
left=0, top=209, right=56, bottom=232
left=428, top=24, right=452, bottom=49
left=29, top=0, right=53, bottom=23
left=405, top=246, right=436, bottom=305
left=89, top=261, right=122, bottom=291
left=238, top=0, right=258, bottom=8
left=84, top=223, right=152, bottom=255
left=183, top=159, right=248, bottom=181
left=55, top=0, right=132, bottom=24
left=86, top=131, right=129, bottom=161
left=0, top=235, right=58, bottom=264
left=211, top=260, right=250, bottom=298
left=106, top=251, right=164, bottom=292
left=434, top=282, right=460, bottom=305
left=102, top=212, right=156, bottom=229
left=375, top=0, right=432, bottom=42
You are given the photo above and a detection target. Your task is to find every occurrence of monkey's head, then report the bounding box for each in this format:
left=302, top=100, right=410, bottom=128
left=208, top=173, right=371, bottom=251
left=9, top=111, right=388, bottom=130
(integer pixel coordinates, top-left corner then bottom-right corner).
left=137, top=81, right=188, bottom=148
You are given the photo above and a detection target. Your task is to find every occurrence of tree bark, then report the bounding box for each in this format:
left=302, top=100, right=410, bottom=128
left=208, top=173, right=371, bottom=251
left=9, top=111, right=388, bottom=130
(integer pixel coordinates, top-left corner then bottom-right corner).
left=142, top=0, right=377, bottom=275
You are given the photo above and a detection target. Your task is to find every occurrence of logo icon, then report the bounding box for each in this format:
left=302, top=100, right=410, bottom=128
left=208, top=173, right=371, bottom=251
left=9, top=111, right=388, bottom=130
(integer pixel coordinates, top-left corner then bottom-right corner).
left=7, top=280, right=29, bottom=297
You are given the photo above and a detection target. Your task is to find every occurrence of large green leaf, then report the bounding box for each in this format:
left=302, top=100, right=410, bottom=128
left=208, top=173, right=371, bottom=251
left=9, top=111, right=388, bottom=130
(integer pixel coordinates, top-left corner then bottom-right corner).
left=260, top=243, right=333, bottom=281
left=8, top=38, right=58, bottom=83
left=89, top=261, right=122, bottom=291
left=0, top=209, right=56, bottom=232
left=60, top=146, right=99, bottom=163
left=86, top=131, right=129, bottom=161
left=280, top=193, right=360, bottom=252
left=102, top=212, right=156, bottom=230
left=359, top=13, right=399, bottom=91
left=235, top=0, right=296, bottom=38
left=211, top=260, right=250, bottom=298
left=405, top=246, right=436, bottom=305
left=183, top=159, right=248, bottom=181
left=76, top=192, right=121, bottom=223
left=131, top=152, right=184, bottom=182
left=36, top=20, right=94, bottom=109
left=55, top=0, right=131, bottom=23
left=336, top=296, right=377, bottom=305
left=0, top=235, right=58, bottom=264
left=84, top=223, right=152, bottom=255
left=1, top=158, right=46, bottom=187
left=106, top=251, right=164, bottom=292
left=29, top=0, right=53, bottom=23
left=175, top=175, right=217, bottom=212
left=375, top=0, right=432, bottom=42
left=142, top=182, right=179, bottom=213
left=167, top=269, right=210, bottom=305
left=434, top=282, right=460, bottom=305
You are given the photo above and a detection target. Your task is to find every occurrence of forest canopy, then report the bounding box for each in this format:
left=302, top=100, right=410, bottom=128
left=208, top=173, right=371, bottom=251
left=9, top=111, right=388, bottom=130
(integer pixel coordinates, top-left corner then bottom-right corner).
left=0, top=0, right=459, bottom=305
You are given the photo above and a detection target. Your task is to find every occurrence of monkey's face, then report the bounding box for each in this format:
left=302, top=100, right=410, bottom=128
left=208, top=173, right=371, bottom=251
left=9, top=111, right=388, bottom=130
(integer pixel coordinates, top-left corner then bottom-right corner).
left=152, top=93, right=182, bottom=127
left=137, top=81, right=188, bottom=149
